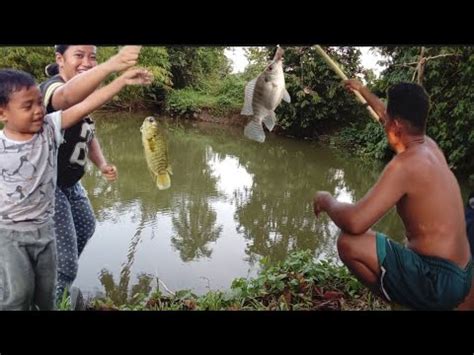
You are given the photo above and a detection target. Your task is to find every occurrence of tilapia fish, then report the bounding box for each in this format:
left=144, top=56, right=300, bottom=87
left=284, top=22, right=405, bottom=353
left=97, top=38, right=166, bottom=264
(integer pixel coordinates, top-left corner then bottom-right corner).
left=241, top=46, right=291, bottom=143
left=140, top=116, right=172, bottom=190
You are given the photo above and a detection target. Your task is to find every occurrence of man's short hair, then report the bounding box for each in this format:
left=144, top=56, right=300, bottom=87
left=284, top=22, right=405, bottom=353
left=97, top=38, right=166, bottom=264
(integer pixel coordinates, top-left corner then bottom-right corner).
left=387, top=82, right=430, bottom=134
left=0, top=69, right=36, bottom=107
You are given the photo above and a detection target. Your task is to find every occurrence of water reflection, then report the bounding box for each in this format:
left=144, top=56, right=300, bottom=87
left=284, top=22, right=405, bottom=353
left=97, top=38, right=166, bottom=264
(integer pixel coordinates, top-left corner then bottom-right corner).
left=77, top=113, right=410, bottom=295
left=99, top=223, right=154, bottom=305
left=171, top=196, right=222, bottom=261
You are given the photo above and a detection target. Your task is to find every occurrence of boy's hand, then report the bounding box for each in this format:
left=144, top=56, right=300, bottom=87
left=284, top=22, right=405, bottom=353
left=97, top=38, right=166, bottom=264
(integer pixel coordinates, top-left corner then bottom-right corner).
left=120, top=68, right=154, bottom=86
left=343, top=79, right=364, bottom=93
left=107, top=46, right=142, bottom=73
left=100, top=164, right=118, bottom=182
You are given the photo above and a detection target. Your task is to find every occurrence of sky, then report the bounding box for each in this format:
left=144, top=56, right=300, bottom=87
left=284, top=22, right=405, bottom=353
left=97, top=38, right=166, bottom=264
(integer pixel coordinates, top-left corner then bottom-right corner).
left=224, top=46, right=387, bottom=77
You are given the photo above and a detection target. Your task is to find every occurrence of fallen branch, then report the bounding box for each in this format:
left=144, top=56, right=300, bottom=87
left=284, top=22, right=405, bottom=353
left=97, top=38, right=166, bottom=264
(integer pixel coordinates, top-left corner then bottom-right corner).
left=157, top=278, right=176, bottom=296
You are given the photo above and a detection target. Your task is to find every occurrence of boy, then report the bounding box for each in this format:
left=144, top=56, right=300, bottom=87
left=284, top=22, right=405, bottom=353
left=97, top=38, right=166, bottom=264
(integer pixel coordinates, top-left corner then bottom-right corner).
left=0, top=66, right=152, bottom=310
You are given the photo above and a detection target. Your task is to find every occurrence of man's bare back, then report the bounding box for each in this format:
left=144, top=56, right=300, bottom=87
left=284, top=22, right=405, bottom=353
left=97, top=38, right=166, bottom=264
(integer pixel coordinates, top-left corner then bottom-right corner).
left=314, top=80, right=472, bottom=310
left=394, top=136, right=470, bottom=268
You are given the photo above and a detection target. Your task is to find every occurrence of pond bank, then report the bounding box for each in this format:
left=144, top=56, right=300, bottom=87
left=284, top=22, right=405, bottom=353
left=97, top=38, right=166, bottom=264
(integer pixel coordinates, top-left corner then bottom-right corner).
left=77, top=250, right=390, bottom=311
left=72, top=111, right=470, bottom=311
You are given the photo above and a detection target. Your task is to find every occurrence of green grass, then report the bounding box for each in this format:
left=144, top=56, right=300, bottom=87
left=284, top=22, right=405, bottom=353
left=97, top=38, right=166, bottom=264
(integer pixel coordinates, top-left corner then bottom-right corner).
left=57, top=288, right=71, bottom=311
left=87, top=250, right=391, bottom=311
left=166, top=74, right=245, bottom=117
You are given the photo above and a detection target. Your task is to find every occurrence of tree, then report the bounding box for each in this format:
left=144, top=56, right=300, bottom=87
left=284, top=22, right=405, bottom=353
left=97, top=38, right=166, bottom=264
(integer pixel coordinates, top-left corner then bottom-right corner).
left=259, top=46, right=368, bottom=138
left=0, top=46, right=54, bottom=82
left=166, top=47, right=231, bottom=89
left=372, top=46, right=474, bottom=174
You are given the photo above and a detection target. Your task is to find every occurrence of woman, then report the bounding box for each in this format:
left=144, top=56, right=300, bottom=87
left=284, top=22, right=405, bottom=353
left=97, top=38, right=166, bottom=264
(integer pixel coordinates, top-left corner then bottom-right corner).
left=39, top=45, right=142, bottom=303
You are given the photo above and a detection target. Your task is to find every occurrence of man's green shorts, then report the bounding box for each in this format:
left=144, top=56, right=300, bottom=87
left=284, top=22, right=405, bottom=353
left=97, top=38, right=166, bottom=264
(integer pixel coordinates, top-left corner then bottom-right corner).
left=376, top=232, right=472, bottom=310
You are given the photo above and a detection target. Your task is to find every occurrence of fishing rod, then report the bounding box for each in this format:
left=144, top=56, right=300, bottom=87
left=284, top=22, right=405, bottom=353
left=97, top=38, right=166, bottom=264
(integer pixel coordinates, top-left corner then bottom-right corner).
left=313, top=45, right=380, bottom=123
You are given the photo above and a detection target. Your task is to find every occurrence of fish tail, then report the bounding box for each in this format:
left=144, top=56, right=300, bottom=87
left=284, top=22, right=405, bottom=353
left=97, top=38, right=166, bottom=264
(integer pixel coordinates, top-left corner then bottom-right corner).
left=156, top=172, right=171, bottom=190
left=263, top=112, right=276, bottom=132
left=244, top=119, right=266, bottom=143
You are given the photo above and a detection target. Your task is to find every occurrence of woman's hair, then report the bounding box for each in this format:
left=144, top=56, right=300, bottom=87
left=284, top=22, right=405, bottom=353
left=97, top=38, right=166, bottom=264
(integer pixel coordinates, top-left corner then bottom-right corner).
left=54, top=45, right=70, bottom=55
left=44, top=45, right=71, bottom=77
left=45, top=63, right=59, bottom=77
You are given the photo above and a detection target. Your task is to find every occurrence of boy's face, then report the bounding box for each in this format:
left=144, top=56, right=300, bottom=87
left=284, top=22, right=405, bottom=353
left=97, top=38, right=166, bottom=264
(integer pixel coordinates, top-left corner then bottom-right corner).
left=56, top=45, right=98, bottom=81
left=0, top=86, right=45, bottom=138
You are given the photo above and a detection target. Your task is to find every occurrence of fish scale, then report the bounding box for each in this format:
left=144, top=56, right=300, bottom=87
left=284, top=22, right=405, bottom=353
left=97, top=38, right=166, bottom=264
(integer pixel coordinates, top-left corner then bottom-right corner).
left=241, top=46, right=291, bottom=143
left=148, top=139, right=167, bottom=170
left=141, top=116, right=171, bottom=190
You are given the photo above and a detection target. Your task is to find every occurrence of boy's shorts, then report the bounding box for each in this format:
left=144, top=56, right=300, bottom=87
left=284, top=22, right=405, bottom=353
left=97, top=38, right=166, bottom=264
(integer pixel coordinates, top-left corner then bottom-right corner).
left=376, top=232, right=472, bottom=310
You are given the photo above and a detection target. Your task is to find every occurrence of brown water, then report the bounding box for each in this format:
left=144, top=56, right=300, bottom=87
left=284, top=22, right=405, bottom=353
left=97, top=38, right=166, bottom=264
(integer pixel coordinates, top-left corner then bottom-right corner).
left=74, top=112, right=472, bottom=297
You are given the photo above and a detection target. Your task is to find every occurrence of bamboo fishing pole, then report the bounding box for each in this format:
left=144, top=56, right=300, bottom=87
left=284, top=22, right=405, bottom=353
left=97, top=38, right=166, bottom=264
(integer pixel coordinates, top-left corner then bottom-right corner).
left=313, top=45, right=380, bottom=122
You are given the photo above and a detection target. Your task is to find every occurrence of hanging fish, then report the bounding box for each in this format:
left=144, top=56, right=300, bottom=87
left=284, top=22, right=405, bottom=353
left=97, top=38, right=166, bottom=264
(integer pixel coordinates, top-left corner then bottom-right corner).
left=140, top=116, right=172, bottom=190
left=241, top=46, right=291, bottom=143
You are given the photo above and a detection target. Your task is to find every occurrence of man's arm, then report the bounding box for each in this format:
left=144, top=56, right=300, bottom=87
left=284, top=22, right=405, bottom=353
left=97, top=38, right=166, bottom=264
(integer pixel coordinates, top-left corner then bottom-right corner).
left=314, top=158, right=407, bottom=235
left=51, top=46, right=142, bottom=110
left=61, top=67, right=152, bottom=130
left=344, top=79, right=387, bottom=121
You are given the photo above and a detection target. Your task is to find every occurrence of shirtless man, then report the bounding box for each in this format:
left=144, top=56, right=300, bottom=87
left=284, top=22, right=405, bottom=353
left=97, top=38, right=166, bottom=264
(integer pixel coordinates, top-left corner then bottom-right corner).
left=313, top=80, right=472, bottom=310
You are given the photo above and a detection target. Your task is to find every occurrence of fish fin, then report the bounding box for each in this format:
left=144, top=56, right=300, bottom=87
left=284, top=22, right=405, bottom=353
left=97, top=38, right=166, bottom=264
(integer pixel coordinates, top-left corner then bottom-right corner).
left=244, top=118, right=266, bottom=143
left=156, top=172, right=171, bottom=190
left=167, top=165, right=173, bottom=175
left=241, top=78, right=257, bottom=115
left=263, top=112, right=276, bottom=131
left=282, top=88, right=291, bottom=103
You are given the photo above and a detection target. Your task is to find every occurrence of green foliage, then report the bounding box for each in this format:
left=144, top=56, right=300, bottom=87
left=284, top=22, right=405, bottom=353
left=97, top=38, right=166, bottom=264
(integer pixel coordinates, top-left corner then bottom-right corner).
left=166, top=45, right=366, bottom=123
left=0, top=46, right=173, bottom=111
left=101, top=46, right=173, bottom=111
left=57, top=288, right=71, bottom=311
left=163, top=46, right=245, bottom=116
left=88, top=250, right=389, bottom=311
left=241, top=46, right=271, bottom=80
left=335, top=120, right=393, bottom=161
left=372, top=46, right=474, bottom=173
left=227, top=250, right=379, bottom=310
left=166, top=73, right=245, bottom=116
left=3, top=45, right=471, bottom=176
left=167, top=47, right=230, bottom=89
left=0, top=46, right=54, bottom=82
left=265, top=46, right=369, bottom=137
left=166, top=88, right=215, bottom=115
